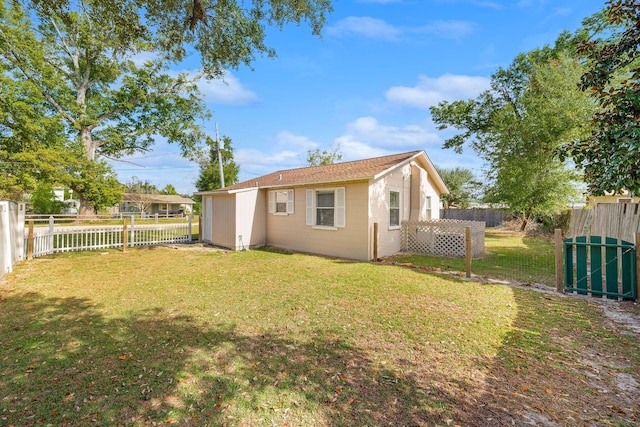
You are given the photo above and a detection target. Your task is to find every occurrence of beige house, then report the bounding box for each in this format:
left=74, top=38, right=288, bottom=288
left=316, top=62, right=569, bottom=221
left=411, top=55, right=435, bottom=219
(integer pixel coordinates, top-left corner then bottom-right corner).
left=119, top=194, right=195, bottom=216
left=587, top=191, right=640, bottom=205
left=196, top=151, right=449, bottom=261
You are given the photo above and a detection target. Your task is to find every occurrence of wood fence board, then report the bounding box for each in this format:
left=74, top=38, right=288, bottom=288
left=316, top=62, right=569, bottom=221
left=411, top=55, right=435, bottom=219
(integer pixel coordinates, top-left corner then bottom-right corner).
left=605, top=237, right=619, bottom=298
left=590, top=236, right=603, bottom=294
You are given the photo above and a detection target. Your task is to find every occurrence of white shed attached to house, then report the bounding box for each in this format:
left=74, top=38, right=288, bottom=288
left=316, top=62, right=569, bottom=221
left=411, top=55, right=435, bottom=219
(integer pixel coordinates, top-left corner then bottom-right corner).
left=196, top=150, right=448, bottom=261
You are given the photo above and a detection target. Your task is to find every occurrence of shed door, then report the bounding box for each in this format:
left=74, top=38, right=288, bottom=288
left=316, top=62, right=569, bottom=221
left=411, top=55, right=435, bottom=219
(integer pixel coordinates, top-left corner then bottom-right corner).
left=204, top=197, right=212, bottom=242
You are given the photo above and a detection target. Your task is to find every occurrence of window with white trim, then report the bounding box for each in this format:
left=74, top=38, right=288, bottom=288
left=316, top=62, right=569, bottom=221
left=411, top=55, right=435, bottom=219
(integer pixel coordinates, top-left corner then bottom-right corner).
left=425, top=196, right=432, bottom=219
left=389, top=190, right=400, bottom=228
left=306, top=187, right=345, bottom=228
left=268, top=190, right=294, bottom=214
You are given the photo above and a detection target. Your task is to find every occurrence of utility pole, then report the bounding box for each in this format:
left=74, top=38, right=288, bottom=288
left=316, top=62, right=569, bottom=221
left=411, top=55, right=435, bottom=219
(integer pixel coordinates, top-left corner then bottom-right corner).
left=216, top=123, right=225, bottom=188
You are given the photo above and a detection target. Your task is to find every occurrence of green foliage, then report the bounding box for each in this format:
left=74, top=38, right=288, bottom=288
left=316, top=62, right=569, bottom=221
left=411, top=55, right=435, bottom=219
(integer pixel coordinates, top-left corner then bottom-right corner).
left=431, top=37, right=594, bottom=229
left=307, top=144, right=343, bottom=166
left=434, top=166, right=480, bottom=208
left=560, top=0, right=640, bottom=195
left=1, top=0, right=331, bottom=210
left=26, top=0, right=333, bottom=79
left=160, top=184, right=178, bottom=195
left=125, top=177, right=158, bottom=194
left=196, top=136, right=239, bottom=191
left=0, top=2, right=197, bottom=212
left=29, top=182, right=64, bottom=214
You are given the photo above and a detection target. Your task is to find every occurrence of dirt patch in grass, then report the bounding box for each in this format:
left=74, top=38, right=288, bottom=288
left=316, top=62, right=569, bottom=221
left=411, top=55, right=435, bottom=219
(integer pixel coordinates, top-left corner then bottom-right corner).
left=1, top=247, right=639, bottom=426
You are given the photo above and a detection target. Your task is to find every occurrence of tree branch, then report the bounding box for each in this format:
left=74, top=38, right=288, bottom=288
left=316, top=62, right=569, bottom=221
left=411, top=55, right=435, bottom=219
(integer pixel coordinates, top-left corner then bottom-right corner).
left=5, top=48, right=77, bottom=126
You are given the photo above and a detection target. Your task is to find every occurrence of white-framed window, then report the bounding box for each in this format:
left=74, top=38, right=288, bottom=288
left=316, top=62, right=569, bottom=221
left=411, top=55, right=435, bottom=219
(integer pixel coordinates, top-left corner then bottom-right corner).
left=268, top=190, right=294, bottom=214
left=425, top=196, right=432, bottom=219
left=389, top=190, right=400, bottom=229
left=306, top=187, right=345, bottom=228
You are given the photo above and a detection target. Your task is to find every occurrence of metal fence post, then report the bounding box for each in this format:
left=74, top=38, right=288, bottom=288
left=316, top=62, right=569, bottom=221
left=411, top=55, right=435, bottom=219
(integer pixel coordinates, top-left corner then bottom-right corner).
left=188, top=214, right=192, bottom=242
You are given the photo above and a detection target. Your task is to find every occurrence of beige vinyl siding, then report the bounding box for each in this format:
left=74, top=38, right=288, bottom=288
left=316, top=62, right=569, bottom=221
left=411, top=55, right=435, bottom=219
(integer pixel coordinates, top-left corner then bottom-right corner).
left=235, top=189, right=266, bottom=249
left=266, top=181, right=370, bottom=260
left=211, top=193, right=236, bottom=250
left=425, top=171, right=442, bottom=220
left=369, top=165, right=411, bottom=259
left=202, top=196, right=213, bottom=242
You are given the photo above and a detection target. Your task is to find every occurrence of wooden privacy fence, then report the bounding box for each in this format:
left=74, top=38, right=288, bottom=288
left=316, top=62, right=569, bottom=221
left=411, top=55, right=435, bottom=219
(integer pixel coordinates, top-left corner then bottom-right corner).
left=25, top=216, right=193, bottom=259
left=569, top=203, right=640, bottom=242
left=401, top=219, right=485, bottom=259
left=440, top=208, right=509, bottom=227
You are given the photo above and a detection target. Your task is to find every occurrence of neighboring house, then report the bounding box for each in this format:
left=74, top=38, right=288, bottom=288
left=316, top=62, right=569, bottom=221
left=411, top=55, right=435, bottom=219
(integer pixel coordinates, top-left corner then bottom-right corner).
left=196, top=150, right=449, bottom=261
left=118, top=194, right=195, bottom=216
left=587, top=190, right=640, bottom=205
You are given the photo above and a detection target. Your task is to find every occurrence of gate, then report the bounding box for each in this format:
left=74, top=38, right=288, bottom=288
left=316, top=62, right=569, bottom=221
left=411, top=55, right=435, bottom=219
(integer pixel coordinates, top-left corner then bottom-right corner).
left=564, top=236, right=637, bottom=300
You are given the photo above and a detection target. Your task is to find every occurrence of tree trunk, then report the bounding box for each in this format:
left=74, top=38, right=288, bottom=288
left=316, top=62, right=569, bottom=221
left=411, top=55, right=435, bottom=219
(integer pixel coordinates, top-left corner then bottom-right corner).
left=520, top=217, right=528, bottom=232
left=80, top=126, right=96, bottom=160
left=78, top=195, right=97, bottom=218
left=520, top=209, right=532, bottom=232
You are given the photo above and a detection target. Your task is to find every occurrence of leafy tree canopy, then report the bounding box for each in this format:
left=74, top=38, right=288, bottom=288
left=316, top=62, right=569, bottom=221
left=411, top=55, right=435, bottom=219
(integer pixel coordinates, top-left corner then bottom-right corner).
left=124, top=177, right=158, bottom=194
left=0, top=0, right=332, bottom=211
left=431, top=35, right=595, bottom=230
left=160, top=184, right=179, bottom=195
left=560, top=0, right=640, bottom=196
left=30, top=0, right=333, bottom=79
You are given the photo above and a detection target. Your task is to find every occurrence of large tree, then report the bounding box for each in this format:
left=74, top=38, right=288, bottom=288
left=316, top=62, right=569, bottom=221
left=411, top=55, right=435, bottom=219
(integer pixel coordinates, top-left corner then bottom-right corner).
left=431, top=38, right=595, bottom=230
left=0, top=0, right=332, bottom=211
left=196, top=135, right=239, bottom=191
left=560, top=0, right=640, bottom=195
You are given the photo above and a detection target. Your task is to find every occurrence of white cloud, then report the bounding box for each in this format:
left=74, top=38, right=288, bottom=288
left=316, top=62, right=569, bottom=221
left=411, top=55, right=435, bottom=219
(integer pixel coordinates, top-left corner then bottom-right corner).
left=274, top=131, right=319, bottom=151
left=234, top=131, right=322, bottom=177
left=236, top=148, right=302, bottom=168
left=385, top=73, right=490, bottom=109
left=334, top=116, right=442, bottom=160
left=326, top=17, right=401, bottom=41
left=196, top=72, right=258, bottom=105
left=414, top=20, right=477, bottom=40
left=327, top=16, right=476, bottom=42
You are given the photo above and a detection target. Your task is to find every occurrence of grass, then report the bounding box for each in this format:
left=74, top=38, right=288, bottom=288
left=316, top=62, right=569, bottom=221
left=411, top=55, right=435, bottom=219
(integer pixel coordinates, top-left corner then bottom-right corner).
left=1, top=245, right=639, bottom=426
left=396, top=228, right=556, bottom=286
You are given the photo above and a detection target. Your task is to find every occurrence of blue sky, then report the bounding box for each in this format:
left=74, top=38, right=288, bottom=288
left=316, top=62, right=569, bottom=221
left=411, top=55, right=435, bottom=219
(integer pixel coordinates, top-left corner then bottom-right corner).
left=108, top=0, right=606, bottom=195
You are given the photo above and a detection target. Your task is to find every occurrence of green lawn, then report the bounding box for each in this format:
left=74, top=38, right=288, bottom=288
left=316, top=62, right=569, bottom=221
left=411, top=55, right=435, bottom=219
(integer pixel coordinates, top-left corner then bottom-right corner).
left=1, top=246, right=638, bottom=426
left=396, top=228, right=556, bottom=286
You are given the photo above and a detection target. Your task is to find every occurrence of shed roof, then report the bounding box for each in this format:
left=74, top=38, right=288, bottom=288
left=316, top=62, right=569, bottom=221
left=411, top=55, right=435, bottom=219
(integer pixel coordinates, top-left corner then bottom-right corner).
left=196, top=150, right=448, bottom=195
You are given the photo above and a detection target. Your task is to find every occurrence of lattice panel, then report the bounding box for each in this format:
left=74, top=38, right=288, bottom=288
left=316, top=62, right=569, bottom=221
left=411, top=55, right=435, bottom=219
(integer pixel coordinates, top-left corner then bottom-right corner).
left=401, top=220, right=485, bottom=258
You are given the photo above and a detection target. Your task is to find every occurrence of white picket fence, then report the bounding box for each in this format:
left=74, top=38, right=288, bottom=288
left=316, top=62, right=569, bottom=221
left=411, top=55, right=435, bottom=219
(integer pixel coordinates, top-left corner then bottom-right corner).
left=25, top=217, right=193, bottom=258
